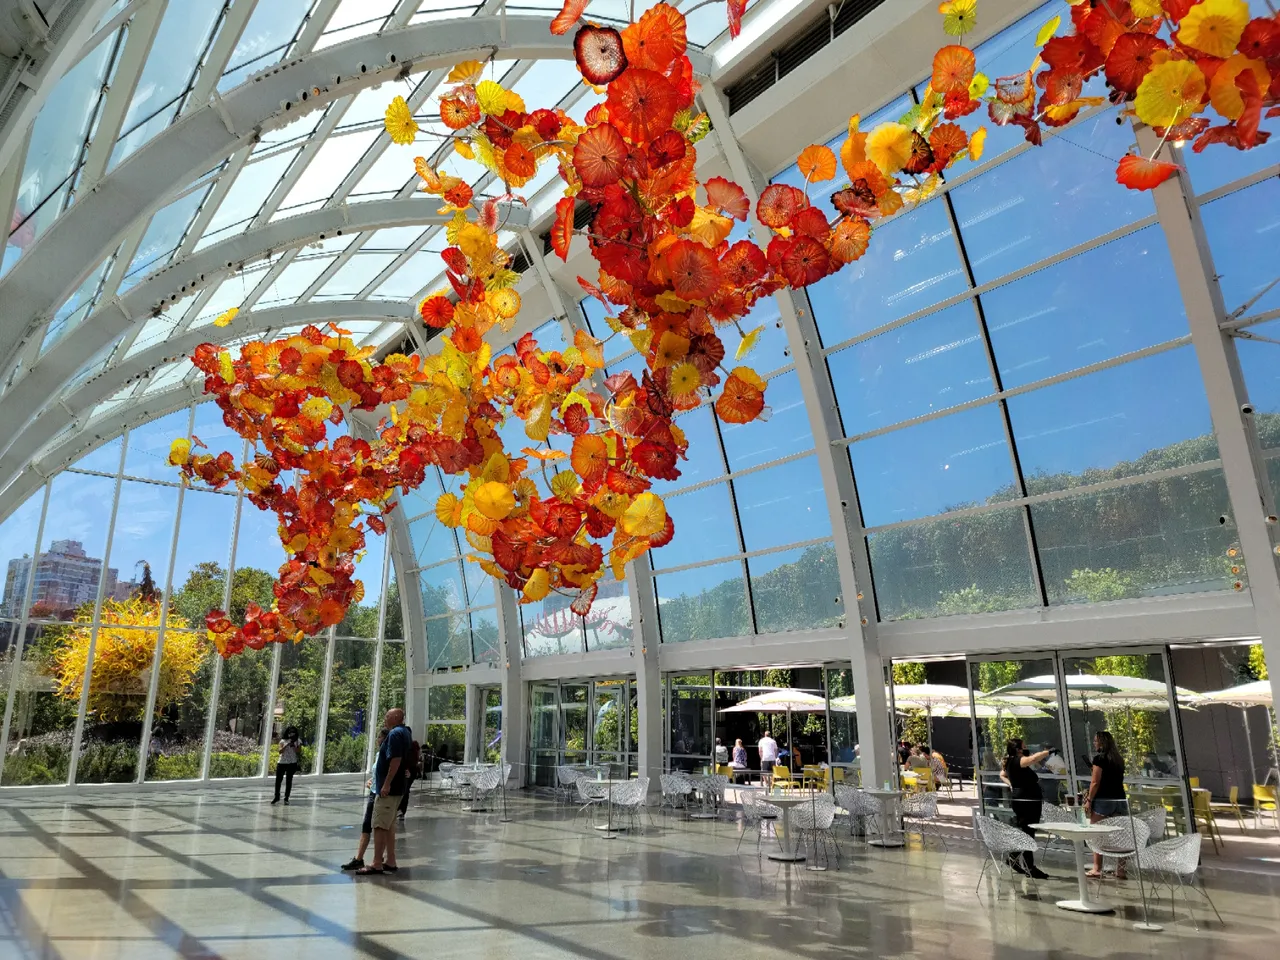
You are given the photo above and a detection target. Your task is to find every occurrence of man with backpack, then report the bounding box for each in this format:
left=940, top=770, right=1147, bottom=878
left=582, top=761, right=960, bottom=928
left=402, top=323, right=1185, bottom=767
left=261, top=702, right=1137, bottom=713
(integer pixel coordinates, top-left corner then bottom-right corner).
left=355, top=708, right=410, bottom=876
left=397, top=734, right=421, bottom=822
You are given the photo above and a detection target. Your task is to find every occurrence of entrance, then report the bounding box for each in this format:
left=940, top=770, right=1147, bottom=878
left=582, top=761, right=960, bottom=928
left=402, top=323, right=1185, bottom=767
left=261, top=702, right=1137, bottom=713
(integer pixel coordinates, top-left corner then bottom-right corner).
left=526, top=678, right=637, bottom=787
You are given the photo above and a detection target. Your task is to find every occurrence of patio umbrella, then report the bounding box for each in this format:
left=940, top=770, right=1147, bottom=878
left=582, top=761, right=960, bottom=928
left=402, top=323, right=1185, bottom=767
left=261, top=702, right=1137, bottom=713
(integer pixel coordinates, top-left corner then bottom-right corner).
left=1193, top=681, right=1277, bottom=788
left=720, top=689, right=825, bottom=771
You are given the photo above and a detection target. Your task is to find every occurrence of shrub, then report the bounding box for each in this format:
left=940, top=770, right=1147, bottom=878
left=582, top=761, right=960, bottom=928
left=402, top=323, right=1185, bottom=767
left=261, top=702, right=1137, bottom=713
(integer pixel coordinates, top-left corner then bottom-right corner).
left=323, top=733, right=368, bottom=773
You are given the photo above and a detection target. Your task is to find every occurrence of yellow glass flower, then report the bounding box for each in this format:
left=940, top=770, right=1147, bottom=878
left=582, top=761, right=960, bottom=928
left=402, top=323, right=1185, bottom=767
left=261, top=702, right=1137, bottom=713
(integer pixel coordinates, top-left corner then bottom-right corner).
left=300, top=396, right=334, bottom=421
left=969, top=127, right=987, bottom=162
left=1209, top=54, right=1270, bottom=121
left=1134, top=60, right=1206, bottom=129
left=476, top=80, right=509, bottom=116
left=167, top=438, right=191, bottom=466
left=1178, top=0, right=1248, bottom=59
left=523, top=568, right=550, bottom=602
left=474, top=481, right=516, bottom=520
left=384, top=96, right=418, bottom=146
left=620, top=492, right=667, bottom=538
left=490, top=287, right=521, bottom=320
left=669, top=361, right=701, bottom=397
left=1131, top=0, right=1163, bottom=16
left=735, top=325, right=763, bottom=360
left=213, top=306, right=238, bottom=328
left=866, top=122, right=915, bottom=176
left=939, top=0, right=977, bottom=37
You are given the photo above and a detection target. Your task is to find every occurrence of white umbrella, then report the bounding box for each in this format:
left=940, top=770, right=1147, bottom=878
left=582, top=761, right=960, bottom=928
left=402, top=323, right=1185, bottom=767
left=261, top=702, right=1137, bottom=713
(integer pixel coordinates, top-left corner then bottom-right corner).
left=1193, top=681, right=1277, bottom=788
left=720, top=689, right=825, bottom=772
left=937, top=700, right=1051, bottom=720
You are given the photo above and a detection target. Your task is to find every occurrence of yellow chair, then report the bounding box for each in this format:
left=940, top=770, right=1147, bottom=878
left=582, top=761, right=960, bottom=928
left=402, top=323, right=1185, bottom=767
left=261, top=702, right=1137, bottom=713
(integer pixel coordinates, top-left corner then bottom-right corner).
left=773, top=765, right=801, bottom=791
left=1254, top=784, right=1278, bottom=831
left=831, top=767, right=846, bottom=785
left=1192, top=790, right=1221, bottom=853
left=801, top=765, right=824, bottom=790
left=1210, top=786, right=1248, bottom=832
left=1189, top=776, right=1200, bottom=789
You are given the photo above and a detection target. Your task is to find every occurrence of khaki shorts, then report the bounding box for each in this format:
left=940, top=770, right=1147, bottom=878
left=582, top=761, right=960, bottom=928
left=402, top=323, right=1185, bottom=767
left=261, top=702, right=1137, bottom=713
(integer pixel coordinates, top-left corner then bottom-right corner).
left=372, top=794, right=401, bottom=831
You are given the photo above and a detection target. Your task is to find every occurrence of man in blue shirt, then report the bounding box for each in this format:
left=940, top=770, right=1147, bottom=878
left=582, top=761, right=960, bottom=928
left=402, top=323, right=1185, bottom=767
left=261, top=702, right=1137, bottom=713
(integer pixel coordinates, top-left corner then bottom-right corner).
left=357, top=708, right=411, bottom=875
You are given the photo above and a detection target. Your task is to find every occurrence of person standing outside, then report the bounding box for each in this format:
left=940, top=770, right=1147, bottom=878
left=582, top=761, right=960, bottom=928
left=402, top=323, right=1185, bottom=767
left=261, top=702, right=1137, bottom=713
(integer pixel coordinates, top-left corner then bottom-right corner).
left=271, top=726, right=302, bottom=805
left=758, top=730, right=779, bottom=787
left=357, top=708, right=410, bottom=876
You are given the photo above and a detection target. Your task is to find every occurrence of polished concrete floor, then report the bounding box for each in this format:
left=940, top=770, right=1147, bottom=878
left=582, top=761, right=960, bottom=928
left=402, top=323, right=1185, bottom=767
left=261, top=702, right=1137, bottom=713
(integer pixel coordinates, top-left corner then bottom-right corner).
left=1, top=783, right=1278, bottom=960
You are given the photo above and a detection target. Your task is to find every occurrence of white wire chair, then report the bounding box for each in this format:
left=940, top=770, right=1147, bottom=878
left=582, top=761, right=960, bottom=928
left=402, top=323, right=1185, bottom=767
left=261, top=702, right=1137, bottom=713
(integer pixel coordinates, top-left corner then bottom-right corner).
left=737, top=791, right=781, bottom=853
left=437, top=761, right=458, bottom=797
left=555, top=765, right=582, bottom=804
left=1037, top=802, right=1075, bottom=858
left=611, top=777, right=650, bottom=830
left=575, top=777, right=609, bottom=825
left=469, top=765, right=505, bottom=811
left=973, top=813, right=1039, bottom=896
left=834, top=784, right=881, bottom=840
left=1134, top=805, right=1167, bottom=843
left=1085, top=815, right=1150, bottom=894
left=1136, top=833, right=1223, bottom=928
left=705, top=773, right=730, bottom=816
left=902, top=790, right=948, bottom=850
left=792, top=794, right=841, bottom=867
left=659, top=773, right=693, bottom=815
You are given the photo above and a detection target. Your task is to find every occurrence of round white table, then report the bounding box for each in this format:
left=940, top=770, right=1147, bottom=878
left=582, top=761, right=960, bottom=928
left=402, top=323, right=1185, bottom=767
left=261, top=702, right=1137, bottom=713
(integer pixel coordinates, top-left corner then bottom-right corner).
left=591, top=779, right=627, bottom=838
left=1032, top=822, right=1121, bottom=913
left=764, top=795, right=811, bottom=863
left=865, top=788, right=905, bottom=848
left=685, top=774, right=721, bottom=820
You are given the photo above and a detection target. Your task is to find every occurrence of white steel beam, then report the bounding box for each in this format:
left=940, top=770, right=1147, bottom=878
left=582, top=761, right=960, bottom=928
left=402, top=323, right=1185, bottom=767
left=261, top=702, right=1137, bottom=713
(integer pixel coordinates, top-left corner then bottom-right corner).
left=0, top=15, right=696, bottom=370
left=0, top=199, right=527, bottom=459
left=0, top=0, right=116, bottom=175
left=78, top=0, right=168, bottom=190
left=185, top=0, right=260, bottom=110
left=1140, top=126, right=1280, bottom=721
left=701, top=86, right=893, bottom=788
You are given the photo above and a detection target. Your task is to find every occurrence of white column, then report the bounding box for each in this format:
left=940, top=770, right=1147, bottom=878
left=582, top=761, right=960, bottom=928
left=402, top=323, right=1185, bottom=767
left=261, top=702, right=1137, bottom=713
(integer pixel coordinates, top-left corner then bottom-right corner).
left=494, top=580, right=527, bottom=785
left=1140, top=127, right=1280, bottom=715
left=701, top=89, right=893, bottom=787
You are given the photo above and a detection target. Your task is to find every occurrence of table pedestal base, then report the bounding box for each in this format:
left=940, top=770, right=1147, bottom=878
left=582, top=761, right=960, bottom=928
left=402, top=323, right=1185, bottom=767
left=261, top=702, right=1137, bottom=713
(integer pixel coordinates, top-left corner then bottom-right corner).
left=767, top=851, right=806, bottom=862
left=1055, top=899, right=1114, bottom=914
left=689, top=812, right=717, bottom=820
left=867, top=838, right=905, bottom=848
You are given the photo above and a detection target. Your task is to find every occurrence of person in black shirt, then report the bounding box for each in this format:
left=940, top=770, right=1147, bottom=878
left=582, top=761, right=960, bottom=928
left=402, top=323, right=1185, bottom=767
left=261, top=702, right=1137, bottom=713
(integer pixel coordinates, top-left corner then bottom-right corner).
left=1086, top=730, right=1127, bottom=878
left=1000, top=737, right=1052, bottom=879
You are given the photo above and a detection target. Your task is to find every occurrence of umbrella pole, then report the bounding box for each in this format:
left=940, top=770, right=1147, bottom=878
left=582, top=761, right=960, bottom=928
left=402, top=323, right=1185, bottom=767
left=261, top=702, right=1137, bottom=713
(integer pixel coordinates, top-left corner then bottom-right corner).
left=1241, top=708, right=1259, bottom=790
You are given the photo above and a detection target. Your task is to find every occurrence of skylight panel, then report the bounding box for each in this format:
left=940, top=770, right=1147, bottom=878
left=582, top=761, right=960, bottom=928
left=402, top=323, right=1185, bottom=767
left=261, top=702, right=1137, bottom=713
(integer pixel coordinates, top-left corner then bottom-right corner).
left=197, top=149, right=300, bottom=247
left=314, top=253, right=400, bottom=298
left=276, top=131, right=379, bottom=213
left=219, top=0, right=315, bottom=92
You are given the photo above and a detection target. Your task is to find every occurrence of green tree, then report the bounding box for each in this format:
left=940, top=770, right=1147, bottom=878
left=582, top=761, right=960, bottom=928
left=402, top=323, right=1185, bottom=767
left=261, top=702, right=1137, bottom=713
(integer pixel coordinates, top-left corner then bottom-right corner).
left=1092, top=654, right=1157, bottom=775
left=1063, top=568, right=1136, bottom=603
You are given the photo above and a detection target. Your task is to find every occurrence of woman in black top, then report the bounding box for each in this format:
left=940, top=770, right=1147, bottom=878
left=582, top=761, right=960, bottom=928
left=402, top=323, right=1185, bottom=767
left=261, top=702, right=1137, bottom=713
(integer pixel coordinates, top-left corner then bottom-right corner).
left=1000, top=737, right=1051, bottom=879
left=1086, top=731, right=1127, bottom=878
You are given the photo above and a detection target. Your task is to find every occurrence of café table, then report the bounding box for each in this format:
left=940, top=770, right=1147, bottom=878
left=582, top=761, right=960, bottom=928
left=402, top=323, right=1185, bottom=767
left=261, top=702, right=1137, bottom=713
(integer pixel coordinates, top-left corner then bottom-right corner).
left=589, top=778, right=627, bottom=839
left=764, top=794, right=812, bottom=863
left=865, top=788, right=905, bottom=848
left=1031, top=821, right=1122, bottom=913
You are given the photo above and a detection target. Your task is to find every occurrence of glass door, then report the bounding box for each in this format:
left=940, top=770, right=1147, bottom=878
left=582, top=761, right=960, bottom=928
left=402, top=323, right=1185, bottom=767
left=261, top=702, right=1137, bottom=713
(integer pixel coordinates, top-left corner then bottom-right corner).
left=825, top=664, right=860, bottom=786
left=666, top=673, right=712, bottom=773
left=528, top=683, right=559, bottom=787
left=480, top=687, right=502, bottom=764
left=967, top=654, right=1071, bottom=822
left=1059, top=648, right=1190, bottom=837
left=591, top=680, right=626, bottom=776
left=561, top=682, right=589, bottom=766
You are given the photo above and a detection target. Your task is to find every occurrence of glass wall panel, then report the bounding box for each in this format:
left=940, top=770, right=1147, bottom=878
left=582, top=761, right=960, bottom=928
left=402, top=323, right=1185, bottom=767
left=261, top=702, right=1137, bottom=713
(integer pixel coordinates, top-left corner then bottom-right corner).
left=983, top=226, right=1187, bottom=388
left=561, top=683, right=588, bottom=766
left=1060, top=651, right=1189, bottom=834
left=950, top=106, right=1153, bottom=286
left=1009, top=347, right=1217, bottom=495
left=470, top=607, right=500, bottom=664
left=825, top=667, right=860, bottom=783
left=1200, top=177, right=1280, bottom=318
left=324, top=639, right=376, bottom=772
left=35, top=471, right=117, bottom=621
left=593, top=680, right=626, bottom=770
left=659, top=405, right=724, bottom=492
left=70, top=436, right=124, bottom=475
left=106, top=480, right=179, bottom=599
left=528, top=682, right=559, bottom=786
left=655, top=560, right=750, bottom=643
left=521, top=593, right=584, bottom=657
left=969, top=655, right=1066, bottom=820
left=585, top=576, right=632, bottom=651
left=420, top=561, right=465, bottom=618
left=667, top=674, right=712, bottom=772
left=166, top=490, right=237, bottom=624
left=718, top=370, right=814, bottom=472
left=481, top=687, right=502, bottom=763
left=807, top=198, right=967, bottom=347
left=379, top=642, right=406, bottom=713
left=123, top=409, right=192, bottom=482
left=1033, top=469, right=1238, bottom=604
left=868, top=507, right=1038, bottom=621
left=76, top=628, right=158, bottom=784
left=649, top=483, right=740, bottom=570
left=426, top=614, right=470, bottom=669
left=749, top=543, right=842, bottom=634
left=210, top=646, right=272, bottom=777
left=0, top=489, right=43, bottom=619
left=0, top=623, right=80, bottom=785
left=828, top=302, right=992, bottom=435
left=384, top=573, right=403, bottom=640
left=733, top=456, right=831, bottom=553
left=146, top=633, right=217, bottom=781
left=850, top=404, right=1017, bottom=527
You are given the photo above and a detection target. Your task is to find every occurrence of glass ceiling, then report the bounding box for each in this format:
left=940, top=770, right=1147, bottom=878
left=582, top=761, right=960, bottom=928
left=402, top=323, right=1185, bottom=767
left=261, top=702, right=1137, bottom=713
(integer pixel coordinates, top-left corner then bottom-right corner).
left=0, top=0, right=788, bottom=466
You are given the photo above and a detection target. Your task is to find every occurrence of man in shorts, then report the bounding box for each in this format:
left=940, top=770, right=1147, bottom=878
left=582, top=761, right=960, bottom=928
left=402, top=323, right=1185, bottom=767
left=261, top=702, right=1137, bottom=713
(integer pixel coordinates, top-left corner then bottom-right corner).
left=356, top=708, right=411, bottom=875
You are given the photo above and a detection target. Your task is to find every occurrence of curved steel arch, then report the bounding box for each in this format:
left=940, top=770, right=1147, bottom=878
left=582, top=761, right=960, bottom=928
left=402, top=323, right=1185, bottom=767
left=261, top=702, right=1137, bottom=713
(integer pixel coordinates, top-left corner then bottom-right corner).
left=0, top=299, right=415, bottom=522
left=0, top=198, right=519, bottom=461
left=0, top=14, right=712, bottom=367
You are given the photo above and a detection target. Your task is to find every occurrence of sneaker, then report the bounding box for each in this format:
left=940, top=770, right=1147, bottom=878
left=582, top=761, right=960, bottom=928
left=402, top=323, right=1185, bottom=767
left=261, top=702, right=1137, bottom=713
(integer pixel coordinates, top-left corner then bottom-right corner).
left=284, top=799, right=290, bottom=805
left=1028, top=866, right=1050, bottom=880
left=341, top=858, right=364, bottom=871
left=271, top=798, right=280, bottom=805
